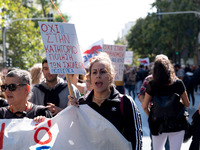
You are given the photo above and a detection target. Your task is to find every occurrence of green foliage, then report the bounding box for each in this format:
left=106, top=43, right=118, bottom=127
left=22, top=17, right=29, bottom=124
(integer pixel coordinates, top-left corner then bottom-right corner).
left=1, top=0, right=69, bottom=70
left=55, top=14, right=70, bottom=22
left=2, top=0, right=44, bottom=69
left=127, top=0, right=199, bottom=64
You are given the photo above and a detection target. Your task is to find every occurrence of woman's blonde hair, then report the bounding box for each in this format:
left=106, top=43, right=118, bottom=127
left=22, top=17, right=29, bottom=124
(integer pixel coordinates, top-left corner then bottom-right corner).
left=29, top=63, right=43, bottom=85
left=87, top=52, right=115, bottom=86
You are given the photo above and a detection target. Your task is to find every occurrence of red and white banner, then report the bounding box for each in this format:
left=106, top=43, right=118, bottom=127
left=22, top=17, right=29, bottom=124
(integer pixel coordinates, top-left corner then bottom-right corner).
left=0, top=105, right=132, bottom=150
left=138, top=57, right=150, bottom=66
left=82, top=39, right=104, bottom=68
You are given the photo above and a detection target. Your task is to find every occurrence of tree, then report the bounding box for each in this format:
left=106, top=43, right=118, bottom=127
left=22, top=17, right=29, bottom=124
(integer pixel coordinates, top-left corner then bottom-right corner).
left=127, top=0, right=199, bottom=64
left=1, top=0, right=69, bottom=69
left=3, top=0, right=44, bottom=69
left=35, top=0, right=69, bottom=22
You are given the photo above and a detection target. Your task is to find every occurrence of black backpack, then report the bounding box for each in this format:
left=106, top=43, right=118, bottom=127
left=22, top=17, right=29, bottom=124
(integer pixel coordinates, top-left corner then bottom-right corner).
left=35, top=83, right=68, bottom=107
left=148, top=93, right=188, bottom=135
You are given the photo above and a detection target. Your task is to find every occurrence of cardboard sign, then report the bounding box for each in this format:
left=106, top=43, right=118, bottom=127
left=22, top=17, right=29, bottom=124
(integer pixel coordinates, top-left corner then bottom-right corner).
left=39, top=22, right=86, bottom=75
left=124, top=51, right=133, bottom=65
left=0, top=105, right=132, bottom=150
left=102, top=44, right=126, bottom=81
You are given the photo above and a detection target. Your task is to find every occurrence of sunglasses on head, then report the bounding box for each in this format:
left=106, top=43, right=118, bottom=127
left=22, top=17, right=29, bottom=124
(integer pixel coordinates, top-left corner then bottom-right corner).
left=1, top=84, right=27, bottom=92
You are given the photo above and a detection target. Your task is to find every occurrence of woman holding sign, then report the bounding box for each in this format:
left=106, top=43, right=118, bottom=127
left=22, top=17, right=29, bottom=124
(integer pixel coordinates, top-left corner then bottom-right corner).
left=68, top=52, right=142, bottom=150
left=0, top=69, right=52, bottom=121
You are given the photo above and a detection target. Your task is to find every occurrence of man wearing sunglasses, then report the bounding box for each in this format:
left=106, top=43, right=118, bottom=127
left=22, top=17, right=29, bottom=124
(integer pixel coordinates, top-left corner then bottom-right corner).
left=29, top=57, right=80, bottom=116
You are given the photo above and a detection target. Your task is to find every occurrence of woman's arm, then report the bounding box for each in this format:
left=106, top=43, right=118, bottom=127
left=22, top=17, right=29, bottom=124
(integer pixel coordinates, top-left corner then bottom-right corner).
left=70, top=74, right=86, bottom=95
left=123, top=96, right=142, bottom=150
left=142, top=92, right=152, bottom=116
left=138, top=95, right=144, bottom=103
left=180, top=91, right=190, bottom=107
left=199, top=104, right=200, bottom=115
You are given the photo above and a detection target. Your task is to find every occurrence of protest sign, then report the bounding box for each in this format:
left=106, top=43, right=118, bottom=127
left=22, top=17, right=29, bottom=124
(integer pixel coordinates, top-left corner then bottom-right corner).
left=0, top=105, right=132, bottom=150
left=102, top=44, right=126, bottom=81
left=39, top=22, right=86, bottom=75
left=124, top=51, right=133, bottom=65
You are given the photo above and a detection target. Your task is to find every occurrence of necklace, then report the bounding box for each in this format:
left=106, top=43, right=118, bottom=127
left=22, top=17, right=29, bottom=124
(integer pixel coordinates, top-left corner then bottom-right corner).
left=9, top=102, right=33, bottom=113
left=93, top=92, right=111, bottom=101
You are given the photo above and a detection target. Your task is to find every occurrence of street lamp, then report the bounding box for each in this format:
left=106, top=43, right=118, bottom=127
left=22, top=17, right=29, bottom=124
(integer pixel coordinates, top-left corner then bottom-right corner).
left=2, top=17, right=54, bottom=68
left=157, top=11, right=200, bottom=16
left=2, top=7, right=7, bottom=68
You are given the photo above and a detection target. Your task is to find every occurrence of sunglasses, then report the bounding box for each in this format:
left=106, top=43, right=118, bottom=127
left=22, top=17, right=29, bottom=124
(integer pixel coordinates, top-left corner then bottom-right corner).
left=1, top=84, right=27, bottom=92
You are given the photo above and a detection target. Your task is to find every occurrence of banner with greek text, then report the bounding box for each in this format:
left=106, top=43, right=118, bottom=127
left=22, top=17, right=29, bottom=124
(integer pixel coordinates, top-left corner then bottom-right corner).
left=39, top=22, right=86, bottom=75
left=0, top=105, right=132, bottom=150
left=102, top=44, right=126, bottom=81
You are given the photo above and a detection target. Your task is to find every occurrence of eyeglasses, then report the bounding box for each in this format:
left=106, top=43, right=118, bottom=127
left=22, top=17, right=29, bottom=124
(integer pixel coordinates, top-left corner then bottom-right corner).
left=1, top=84, right=27, bottom=92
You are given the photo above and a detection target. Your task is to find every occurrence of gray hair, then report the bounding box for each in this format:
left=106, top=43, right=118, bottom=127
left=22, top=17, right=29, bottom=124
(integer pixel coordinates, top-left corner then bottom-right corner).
left=6, top=69, right=32, bottom=85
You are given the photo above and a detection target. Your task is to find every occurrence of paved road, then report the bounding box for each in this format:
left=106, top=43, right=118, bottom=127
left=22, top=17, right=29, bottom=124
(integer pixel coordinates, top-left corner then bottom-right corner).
left=126, top=89, right=200, bottom=150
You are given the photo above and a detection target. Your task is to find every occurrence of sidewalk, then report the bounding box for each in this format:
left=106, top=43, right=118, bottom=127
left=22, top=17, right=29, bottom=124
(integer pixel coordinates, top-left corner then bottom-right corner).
left=130, top=89, right=200, bottom=150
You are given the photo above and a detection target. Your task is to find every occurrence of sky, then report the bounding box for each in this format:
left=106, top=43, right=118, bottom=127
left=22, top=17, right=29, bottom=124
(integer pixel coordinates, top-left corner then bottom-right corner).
left=59, top=0, right=156, bottom=51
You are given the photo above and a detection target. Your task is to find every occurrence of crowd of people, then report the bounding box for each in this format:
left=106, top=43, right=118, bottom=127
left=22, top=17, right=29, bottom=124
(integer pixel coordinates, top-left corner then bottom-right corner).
left=123, top=55, right=200, bottom=150
left=1, top=52, right=200, bottom=149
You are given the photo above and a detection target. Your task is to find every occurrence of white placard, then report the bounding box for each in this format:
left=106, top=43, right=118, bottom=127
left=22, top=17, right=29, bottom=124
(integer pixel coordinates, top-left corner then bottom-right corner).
left=124, top=51, right=133, bottom=65
left=102, top=44, right=126, bottom=81
left=39, top=22, right=86, bottom=75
